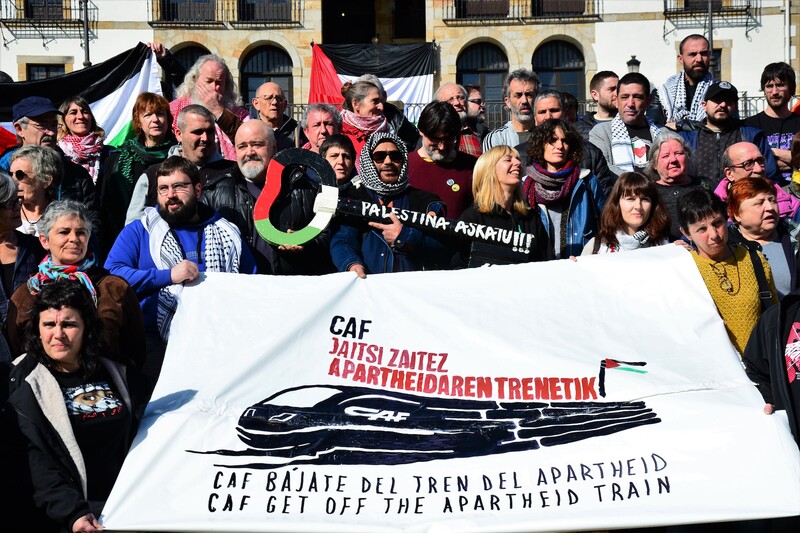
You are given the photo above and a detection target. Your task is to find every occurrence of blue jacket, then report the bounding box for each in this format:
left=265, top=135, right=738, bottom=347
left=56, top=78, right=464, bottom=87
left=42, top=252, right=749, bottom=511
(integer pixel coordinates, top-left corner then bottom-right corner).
left=330, top=184, right=449, bottom=274
left=678, top=123, right=779, bottom=182
left=104, top=203, right=257, bottom=332
left=530, top=170, right=606, bottom=259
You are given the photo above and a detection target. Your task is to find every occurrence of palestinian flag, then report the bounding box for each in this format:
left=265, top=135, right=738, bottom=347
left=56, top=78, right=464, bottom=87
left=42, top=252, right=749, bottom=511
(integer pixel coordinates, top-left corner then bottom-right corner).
left=0, top=42, right=162, bottom=153
left=309, top=43, right=435, bottom=122
left=598, top=358, right=648, bottom=398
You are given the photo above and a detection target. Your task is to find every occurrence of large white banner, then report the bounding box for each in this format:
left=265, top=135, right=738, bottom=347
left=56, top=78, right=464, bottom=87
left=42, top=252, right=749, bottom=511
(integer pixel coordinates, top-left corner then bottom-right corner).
left=102, top=246, right=800, bottom=532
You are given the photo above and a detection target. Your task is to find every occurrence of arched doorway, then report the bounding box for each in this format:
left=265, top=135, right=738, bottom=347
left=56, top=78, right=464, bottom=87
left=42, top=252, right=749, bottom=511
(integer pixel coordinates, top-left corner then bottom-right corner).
left=532, top=40, right=585, bottom=99
left=171, top=44, right=210, bottom=74
left=240, top=45, right=294, bottom=109
left=456, top=42, right=509, bottom=129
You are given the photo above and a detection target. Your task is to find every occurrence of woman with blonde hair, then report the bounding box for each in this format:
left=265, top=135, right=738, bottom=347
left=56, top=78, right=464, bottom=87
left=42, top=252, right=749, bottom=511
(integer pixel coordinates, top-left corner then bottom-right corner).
left=454, top=145, right=552, bottom=267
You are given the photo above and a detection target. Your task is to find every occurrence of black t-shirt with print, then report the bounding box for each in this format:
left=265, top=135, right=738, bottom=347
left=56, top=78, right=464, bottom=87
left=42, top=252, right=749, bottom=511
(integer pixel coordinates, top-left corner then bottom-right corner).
left=625, top=124, right=654, bottom=171
left=54, top=364, right=131, bottom=501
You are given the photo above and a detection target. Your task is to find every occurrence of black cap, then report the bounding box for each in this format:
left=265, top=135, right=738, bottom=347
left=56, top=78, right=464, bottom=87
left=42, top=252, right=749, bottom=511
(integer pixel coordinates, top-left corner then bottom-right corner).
left=703, top=81, right=738, bottom=102
left=12, top=96, right=60, bottom=122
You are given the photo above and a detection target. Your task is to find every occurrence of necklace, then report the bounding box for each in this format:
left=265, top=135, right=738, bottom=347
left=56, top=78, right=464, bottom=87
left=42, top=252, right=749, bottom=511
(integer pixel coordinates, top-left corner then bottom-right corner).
left=709, top=259, right=739, bottom=294
left=20, top=209, right=38, bottom=235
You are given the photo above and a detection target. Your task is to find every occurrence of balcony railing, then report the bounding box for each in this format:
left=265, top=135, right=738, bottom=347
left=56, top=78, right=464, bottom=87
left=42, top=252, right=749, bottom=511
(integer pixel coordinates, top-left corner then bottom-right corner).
left=149, top=0, right=302, bottom=26
left=664, top=0, right=751, bottom=14
left=443, top=0, right=602, bottom=23
left=0, top=0, right=98, bottom=44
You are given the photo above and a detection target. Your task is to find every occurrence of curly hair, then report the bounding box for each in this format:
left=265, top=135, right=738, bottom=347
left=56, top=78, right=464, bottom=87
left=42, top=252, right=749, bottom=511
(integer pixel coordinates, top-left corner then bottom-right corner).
left=24, top=282, right=106, bottom=379
left=596, top=172, right=670, bottom=248
left=526, top=119, right=582, bottom=168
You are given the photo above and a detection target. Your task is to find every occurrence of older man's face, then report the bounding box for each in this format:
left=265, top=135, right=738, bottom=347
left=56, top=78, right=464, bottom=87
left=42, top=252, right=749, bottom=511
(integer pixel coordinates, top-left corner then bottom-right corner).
left=304, top=110, right=339, bottom=152
left=15, top=112, right=59, bottom=147
left=197, top=61, right=227, bottom=97
left=236, top=126, right=274, bottom=183
left=438, top=84, right=467, bottom=121
left=252, top=83, right=288, bottom=123
left=725, top=143, right=766, bottom=181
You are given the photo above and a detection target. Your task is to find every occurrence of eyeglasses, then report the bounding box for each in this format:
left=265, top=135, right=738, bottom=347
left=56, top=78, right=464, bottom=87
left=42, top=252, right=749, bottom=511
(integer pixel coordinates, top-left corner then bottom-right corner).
left=729, top=156, right=766, bottom=171
left=12, top=169, right=32, bottom=182
left=445, top=95, right=466, bottom=104
left=157, top=182, right=193, bottom=196
left=24, top=120, right=59, bottom=133
left=371, top=150, right=403, bottom=164
left=468, top=98, right=484, bottom=106
left=255, top=95, right=285, bottom=103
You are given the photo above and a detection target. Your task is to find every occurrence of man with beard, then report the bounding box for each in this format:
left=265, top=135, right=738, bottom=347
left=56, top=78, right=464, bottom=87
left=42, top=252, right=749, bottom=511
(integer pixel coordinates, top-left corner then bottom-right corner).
left=105, top=155, right=256, bottom=380
left=204, top=119, right=334, bottom=274
left=590, top=72, right=662, bottom=176
left=465, top=84, right=489, bottom=142
left=435, top=82, right=482, bottom=157
left=482, top=69, right=539, bottom=151
left=744, top=62, right=800, bottom=182
left=575, top=71, right=618, bottom=141
left=407, top=101, right=476, bottom=219
left=125, top=104, right=236, bottom=224
left=678, top=81, right=778, bottom=184
left=648, top=34, right=715, bottom=128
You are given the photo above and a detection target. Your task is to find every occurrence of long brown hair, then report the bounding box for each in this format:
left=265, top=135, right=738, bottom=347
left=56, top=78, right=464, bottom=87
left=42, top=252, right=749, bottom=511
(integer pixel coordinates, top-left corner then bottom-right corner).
left=597, top=172, right=670, bottom=247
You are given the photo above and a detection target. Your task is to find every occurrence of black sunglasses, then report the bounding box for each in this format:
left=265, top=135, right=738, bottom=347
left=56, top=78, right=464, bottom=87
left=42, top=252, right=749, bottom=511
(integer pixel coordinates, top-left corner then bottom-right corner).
left=371, top=150, right=403, bottom=163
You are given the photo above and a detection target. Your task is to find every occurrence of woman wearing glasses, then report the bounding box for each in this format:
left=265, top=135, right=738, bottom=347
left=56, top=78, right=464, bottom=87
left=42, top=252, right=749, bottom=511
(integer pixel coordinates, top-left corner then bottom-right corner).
left=57, top=96, right=109, bottom=185
left=330, top=133, right=448, bottom=277
left=678, top=188, right=777, bottom=355
left=0, top=172, right=45, bottom=332
left=8, top=145, right=63, bottom=236
left=7, top=200, right=144, bottom=371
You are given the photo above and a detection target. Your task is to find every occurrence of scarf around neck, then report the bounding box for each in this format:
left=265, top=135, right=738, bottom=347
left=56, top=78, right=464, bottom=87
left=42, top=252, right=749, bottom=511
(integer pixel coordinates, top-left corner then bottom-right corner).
left=526, top=161, right=580, bottom=206
left=27, top=253, right=98, bottom=305
left=660, top=71, right=714, bottom=123
left=341, top=109, right=390, bottom=137
left=113, top=136, right=176, bottom=189
left=58, top=133, right=104, bottom=183
left=609, top=115, right=661, bottom=173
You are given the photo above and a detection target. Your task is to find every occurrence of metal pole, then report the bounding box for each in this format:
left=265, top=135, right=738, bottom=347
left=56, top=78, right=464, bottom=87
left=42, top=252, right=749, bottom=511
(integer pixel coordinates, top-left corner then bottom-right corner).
left=707, top=0, right=714, bottom=73
left=82, top=0, right=91, bottom=67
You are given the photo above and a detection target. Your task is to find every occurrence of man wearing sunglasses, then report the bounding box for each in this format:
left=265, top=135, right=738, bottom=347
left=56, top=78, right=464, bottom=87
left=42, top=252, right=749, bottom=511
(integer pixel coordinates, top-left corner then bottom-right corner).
left=464, top=84, right=489, bottom=143
left=0, top=96, right=99, bottom=241
left=677, top=81, right=778, bottom=185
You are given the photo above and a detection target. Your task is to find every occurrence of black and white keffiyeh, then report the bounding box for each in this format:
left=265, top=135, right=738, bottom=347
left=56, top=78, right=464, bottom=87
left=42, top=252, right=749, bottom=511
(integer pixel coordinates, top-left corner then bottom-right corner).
left=659, top=72, right=714, bottom=123
left=610, top=115, right=662, bottom=173
left=357, top=132, right=409, bottom=197
left=142, top=207, right=242, bottom=342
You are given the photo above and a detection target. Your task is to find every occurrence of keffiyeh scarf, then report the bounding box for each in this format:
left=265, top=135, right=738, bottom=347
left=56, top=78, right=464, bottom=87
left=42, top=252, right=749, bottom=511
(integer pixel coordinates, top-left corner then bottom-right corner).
left=27, top=253, right=98, bottom=305
left=610, top=115, right=662, bottom=173
left=58, top=133, right=105, bottom=183
left=341, top=109, right=391, bottom=138
left=357, top=132, right=409, bottom=197
left=142, top=207, right=242, bottom=342
left=659, top=72, right=713, bottom=124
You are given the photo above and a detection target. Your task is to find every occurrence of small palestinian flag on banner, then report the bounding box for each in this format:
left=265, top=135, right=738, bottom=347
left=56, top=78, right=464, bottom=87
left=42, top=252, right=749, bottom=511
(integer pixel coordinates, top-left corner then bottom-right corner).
left=0, top=42, right=162, bottom=154
left=309, top=43, right=435, bottom=122
left=598, top=358, right=648, bottom=397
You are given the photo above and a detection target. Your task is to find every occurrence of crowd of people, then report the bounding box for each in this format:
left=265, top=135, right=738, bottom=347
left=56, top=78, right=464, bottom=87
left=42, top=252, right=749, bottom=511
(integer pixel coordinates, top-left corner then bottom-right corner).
left=0, top=34, right=799, bottom=532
